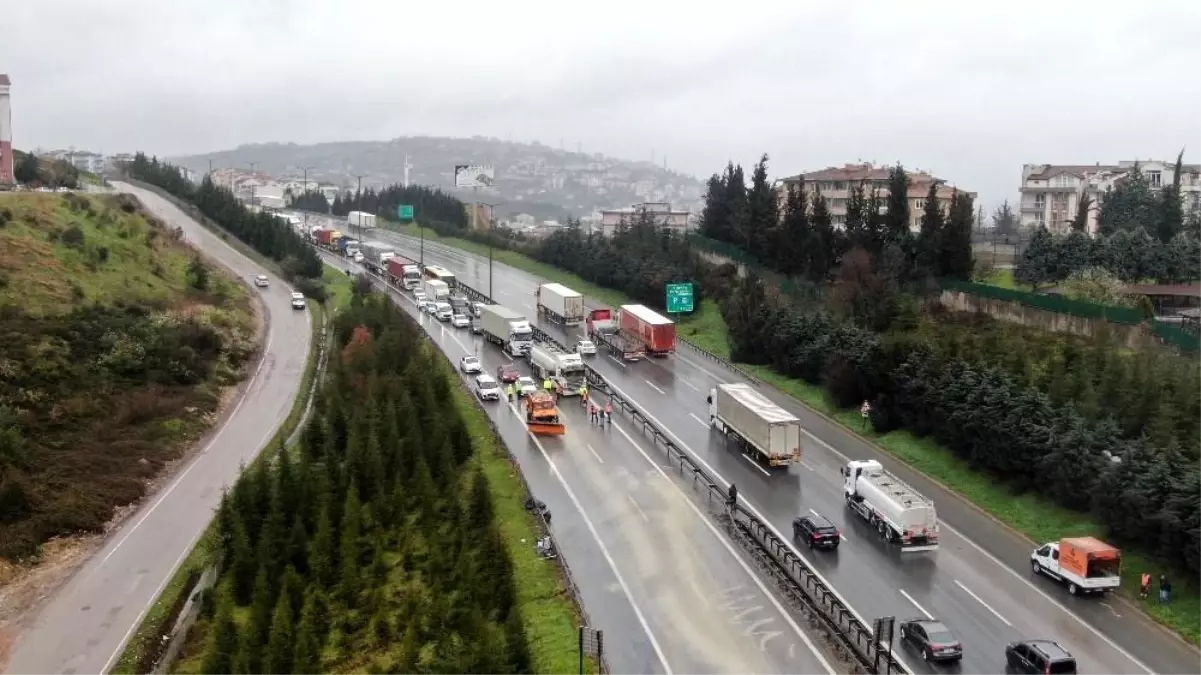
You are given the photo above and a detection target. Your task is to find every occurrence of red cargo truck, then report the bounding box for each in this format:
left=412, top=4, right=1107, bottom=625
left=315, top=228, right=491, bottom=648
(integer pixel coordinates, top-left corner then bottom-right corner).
left=314, top=228, right=337, bottom=246
left=620, top=304, right=676, bottom=355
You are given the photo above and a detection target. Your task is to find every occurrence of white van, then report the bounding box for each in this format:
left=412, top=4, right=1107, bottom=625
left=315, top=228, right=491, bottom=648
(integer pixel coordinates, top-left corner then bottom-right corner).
left=435, top=302, right=453, bottom=321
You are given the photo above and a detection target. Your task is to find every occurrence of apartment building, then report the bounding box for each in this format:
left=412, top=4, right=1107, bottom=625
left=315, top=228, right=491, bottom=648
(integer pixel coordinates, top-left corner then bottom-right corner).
left=0, top=74, right=12, bottom=184
left=1019, top=160, right=1201, bottom=235
left=596, top=201, right=691, bottom=237
left=776, top=163, right=974, bottom=230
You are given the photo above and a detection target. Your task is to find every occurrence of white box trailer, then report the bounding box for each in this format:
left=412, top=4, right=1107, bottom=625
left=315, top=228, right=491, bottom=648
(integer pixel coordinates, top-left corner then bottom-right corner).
left=528, top=342, right=586, bottom=395
left=707, top=384, right=801, bottom=467
left=359, top=241, right=395, bottom=274
left=479, top=305, right=533, bottom=356
left=536, top=283, right=585, bottom=325
left=842, top=459, right=938, bottom=551
left=348, top=211, right=377, bottom=229
left=422, top=278, right=450, bottom=301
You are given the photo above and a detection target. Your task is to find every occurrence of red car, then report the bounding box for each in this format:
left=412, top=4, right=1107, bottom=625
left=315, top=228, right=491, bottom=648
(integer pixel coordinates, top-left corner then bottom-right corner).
left=496, top=364, right=519, bottom=383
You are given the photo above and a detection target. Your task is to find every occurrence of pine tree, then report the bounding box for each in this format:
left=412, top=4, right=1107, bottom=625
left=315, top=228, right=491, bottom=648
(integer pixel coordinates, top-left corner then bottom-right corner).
left=1157, top=150, right=1186, bottom=242
left=992, top=200, right=1018, bottom=236
left=699, top=173, right=730, bottom=242
left=916, top=182, right=944, bottom=278
left=245, top=567, right=275, bottom=673
left=742, top=154, right=778, bottom=263
left=338, top=485, right=363, bottom=605
left=884, top=164, right=911, bottom=244
left=1070, top=193, right=1093, bottom=233
left=309, top=493, right=336, bottom=587
left=724, top=163, right=748, bottom=246
left=265, top=590, right=296, bottom=675
left=807, top=188, right=837, bottom=282
left=200, top=594, right=239, bottom=675
left=776, top=181, right=810, bottom=277
left=229, top=520, right=257, bottom=605
left=293, top=591, right=323, bottom=674
left=1015, top=227, right=1057, bottom=288
left=941, top=189, right=975, bottom=280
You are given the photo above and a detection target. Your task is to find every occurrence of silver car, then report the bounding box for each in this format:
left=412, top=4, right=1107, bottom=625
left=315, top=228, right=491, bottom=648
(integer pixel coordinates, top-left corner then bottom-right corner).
left=475, top=374, right=501, bottom=401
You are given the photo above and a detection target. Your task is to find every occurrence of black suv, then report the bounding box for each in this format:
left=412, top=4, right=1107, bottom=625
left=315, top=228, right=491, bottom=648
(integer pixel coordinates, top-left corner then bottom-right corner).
left=1005, top=639, right=1077, bottom=674
left=792, top=513, right=841, bottom=550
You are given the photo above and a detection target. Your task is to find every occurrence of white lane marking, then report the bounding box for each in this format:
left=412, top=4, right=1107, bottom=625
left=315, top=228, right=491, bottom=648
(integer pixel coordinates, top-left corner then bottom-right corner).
left=899, top=589, right=934, bottom=620
left=645, top=380, right=667, bottom=395
left=602, top=378, right=915, bottom=673
left=607, top=355, right=627, bottom=368
left=448, top=332, right=468, bottom=353
left=808, top=508, right=820, bottom=517
left=790, top=422, right=1155, bottom=674
left=627, top=494, right=650, bottom=522
left=954, top=580, right=1012, bottom=626
left=1099, top=601, right=1122, bottom=619
left=680, top=380, right=701, bottom=392
left=505, top=403, right=673, bottom=675
left=100, top=329, right=275, bottom=566
left=497, top=290, right=511, bottom=297
left=740, top=454, right=772, bottom=477
left=101, top=542, right=194, bottom=673
left=673, top=352, right=727, bottom=383
left=611, top=421, right=835, bottom=675
left=799, top=461, right=816, bottom=472
left=809, top=509, right=850, bottom=541
left=689, top=412, right=709, bottom=428
left=586, top=443, right=605, bottom=464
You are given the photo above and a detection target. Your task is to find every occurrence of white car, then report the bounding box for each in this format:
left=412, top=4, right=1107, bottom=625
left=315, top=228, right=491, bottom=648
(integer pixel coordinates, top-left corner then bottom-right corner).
left=414, top=291, right=428, bottom=305
left=290, top=292, right=306, bottom=310
left=575, top=339, right=596, bottom=356
left=424, top=302, right=439, bottom=316
left=475, top=374, right=501, bottom=401
left=452, top=314, right=470, bottom=328
left=471, top=302, right=486, bottom=318
left=253, top=274, right=269, bottom=288
left=353, top=252, right=364, bottom=263
left=460, top=355, right=482, bottom=374
left=516, top=376, right=538, bottom=398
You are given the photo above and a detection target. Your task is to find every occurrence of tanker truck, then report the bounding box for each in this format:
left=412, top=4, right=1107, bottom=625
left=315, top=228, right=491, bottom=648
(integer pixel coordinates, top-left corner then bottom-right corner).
left=842, top=459, right=939, bottom=552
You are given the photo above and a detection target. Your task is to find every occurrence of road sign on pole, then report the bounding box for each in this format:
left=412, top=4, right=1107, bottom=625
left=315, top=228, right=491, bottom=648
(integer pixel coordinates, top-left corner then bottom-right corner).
left=666, top=282, right=694, bottom=313
left=397, top=204, right=415, bottom=221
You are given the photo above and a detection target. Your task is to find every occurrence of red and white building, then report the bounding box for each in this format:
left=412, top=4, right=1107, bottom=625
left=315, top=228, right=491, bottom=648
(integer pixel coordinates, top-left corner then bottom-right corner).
left=0, top=74, right=13, bottom=184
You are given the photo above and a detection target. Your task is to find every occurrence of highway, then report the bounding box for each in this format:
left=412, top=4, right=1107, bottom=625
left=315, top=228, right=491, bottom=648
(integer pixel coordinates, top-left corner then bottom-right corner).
left=332, top=218, right=1199, bottom=675
left=4, top=184, right=312, bottom=675
left=322, top=250, right=838, bottom=674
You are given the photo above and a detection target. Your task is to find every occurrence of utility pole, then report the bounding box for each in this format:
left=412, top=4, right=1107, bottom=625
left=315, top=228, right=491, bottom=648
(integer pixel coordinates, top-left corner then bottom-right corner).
left=354, top=173, right=368, bottom=240
left=403, top=154, right=413, bottom=189
left=248, top=162, right=257, bottom=208
left=301, top=165, right=315, bottom=234
left=479, top=201, right=503, bottom=299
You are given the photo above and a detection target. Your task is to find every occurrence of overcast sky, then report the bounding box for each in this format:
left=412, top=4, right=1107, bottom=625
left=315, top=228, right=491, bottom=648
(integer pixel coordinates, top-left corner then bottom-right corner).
left=4, top=0, right=1199, bottom=208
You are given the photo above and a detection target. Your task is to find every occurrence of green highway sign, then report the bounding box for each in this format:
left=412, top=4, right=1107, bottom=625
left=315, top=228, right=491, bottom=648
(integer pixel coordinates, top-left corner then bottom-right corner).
left=397, top=204, right=415, bottom=221
left=666, top=282, right=694, bottom=313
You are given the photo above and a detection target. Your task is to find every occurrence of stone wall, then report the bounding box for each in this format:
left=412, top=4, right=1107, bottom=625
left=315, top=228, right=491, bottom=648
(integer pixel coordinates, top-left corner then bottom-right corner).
left=938, top=290, right=1152, bottom=348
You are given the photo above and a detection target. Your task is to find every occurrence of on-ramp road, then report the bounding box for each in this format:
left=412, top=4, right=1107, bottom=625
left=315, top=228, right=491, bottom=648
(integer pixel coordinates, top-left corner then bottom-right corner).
left=4, top=183, right=312, bottom=675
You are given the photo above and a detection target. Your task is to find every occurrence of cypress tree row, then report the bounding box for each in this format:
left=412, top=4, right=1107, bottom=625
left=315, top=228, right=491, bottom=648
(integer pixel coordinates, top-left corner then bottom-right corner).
left=197, top=291, right=531, bottom=674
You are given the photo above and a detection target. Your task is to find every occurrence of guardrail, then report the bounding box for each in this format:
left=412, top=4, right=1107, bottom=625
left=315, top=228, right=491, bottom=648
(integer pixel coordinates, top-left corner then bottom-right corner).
left=675, top=338, right=762, bottom=386
left=582, top=364, right=905, bottom=675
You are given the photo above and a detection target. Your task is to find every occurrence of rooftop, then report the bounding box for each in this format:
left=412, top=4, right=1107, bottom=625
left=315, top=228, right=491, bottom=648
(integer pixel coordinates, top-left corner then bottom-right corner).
left=780, top=162, right=941, bottom=185
left=1026, top=162, right=1201, bottom=181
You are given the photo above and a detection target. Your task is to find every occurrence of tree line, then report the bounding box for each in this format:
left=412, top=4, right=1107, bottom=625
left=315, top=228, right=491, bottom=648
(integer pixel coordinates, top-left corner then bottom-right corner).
left=699, top=156, right=975, bottom=285
left=1016, top=227, right=1200, bottom=288
left=123, top=154, right=325, bottom=296
left=12, top=149, right=81, bottom=189
left=1096, top=154, right=1198, bottom=241
left=196, top=291, right=531, bottom=674
left=329, top=184, right=470, bottom=234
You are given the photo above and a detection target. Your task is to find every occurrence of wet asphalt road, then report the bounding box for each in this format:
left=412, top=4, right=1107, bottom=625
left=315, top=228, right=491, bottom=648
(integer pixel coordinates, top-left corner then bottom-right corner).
left=4, top=185, right=311, bottom=675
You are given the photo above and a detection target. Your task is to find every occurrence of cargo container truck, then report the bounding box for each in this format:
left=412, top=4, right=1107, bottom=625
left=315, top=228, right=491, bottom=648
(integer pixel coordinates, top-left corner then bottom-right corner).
left=347, top=211, right=377, bottom=229
left=315, top=228, right=339, bottom=249
left=620, top=304, right=676, bottom=355
left=359, top=241, right=395, bottom=275
left=337, top=237, right=361, bottom=258
left=528, top=342, right=586, bottom=396
left=479, top=305, right=534, bottom=357
left=422, top=278, right=450, bottom=302
left=707, top=384, right=802, bottom=467
left=386, top=258, right=422, bottom=290
left=536, top=283, right=585, bottom=325
left=842, top=459, right=939, bottom=551
left=586, top=308, right=644, bottom=360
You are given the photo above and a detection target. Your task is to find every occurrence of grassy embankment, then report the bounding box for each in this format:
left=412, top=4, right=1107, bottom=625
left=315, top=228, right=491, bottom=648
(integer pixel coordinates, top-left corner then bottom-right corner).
left=109, top=260, right=347, bottom=675
left=0, top=193, right=256, bottom=563
left=389, top=223, right=1200, bottom=644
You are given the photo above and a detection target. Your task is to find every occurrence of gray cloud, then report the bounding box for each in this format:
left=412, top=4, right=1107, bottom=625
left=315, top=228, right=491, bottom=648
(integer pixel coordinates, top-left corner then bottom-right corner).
left=3, top=0, right=1198, bottom=208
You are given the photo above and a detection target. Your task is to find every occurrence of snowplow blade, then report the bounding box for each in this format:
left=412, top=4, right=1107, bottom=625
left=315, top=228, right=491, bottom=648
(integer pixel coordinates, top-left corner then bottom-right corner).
left=527, top=421, right=566, bottom=436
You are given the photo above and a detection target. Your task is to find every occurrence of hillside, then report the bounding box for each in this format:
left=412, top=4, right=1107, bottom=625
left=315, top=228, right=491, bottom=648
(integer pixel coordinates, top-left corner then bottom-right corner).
left=170, top=136, right=706, bottom=218
left=0, top=193, right=258, bottom=563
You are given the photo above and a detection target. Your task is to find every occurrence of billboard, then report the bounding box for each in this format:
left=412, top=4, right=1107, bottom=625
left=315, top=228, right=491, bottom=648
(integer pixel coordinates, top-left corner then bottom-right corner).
left=454, top=164, right=495, bottom=189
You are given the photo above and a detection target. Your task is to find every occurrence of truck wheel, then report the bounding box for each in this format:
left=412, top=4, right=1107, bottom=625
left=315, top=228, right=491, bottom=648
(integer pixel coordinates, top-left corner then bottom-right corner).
left=1068, top=583, right=1079, bottom=596
left=877, top=521, right=888, bottom=539
left=1031, top=560, right=1041, bottom=575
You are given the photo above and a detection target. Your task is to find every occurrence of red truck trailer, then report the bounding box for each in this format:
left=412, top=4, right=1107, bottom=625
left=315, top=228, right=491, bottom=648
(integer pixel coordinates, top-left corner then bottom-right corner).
left=314, top=228, right=337, bottom=247
left=620, top=304, right=676, bottom=355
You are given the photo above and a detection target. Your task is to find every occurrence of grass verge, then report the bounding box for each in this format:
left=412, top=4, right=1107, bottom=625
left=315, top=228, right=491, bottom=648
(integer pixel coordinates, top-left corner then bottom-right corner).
left=110, top=272, right=349, bottom=674
left=450, top=384, right=584, bottom=674
left=411, top=236, right=1201, bottom=645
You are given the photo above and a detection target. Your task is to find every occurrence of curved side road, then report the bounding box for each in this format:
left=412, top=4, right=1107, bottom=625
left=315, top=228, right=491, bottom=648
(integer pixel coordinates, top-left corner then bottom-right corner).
left=4, top=183, right=312, bottom=675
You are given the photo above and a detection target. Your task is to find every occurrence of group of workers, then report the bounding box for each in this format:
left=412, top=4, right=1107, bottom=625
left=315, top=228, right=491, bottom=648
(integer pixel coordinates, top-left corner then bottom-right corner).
left=504, top=378, right=613, bottom=425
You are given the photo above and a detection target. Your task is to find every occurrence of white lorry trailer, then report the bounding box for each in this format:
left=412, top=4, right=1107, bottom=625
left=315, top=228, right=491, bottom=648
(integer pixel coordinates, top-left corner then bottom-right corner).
left=536, top=283, right=585, bottom=325
left=347, top=211, right=377, bottom=229
left=359, top=241, right=395, bottom=275
left=528, top=343, right=586, bottom=396
left=707, top=384, right=802, bottom=467
left=842, top=459, right=939, bottom=551
left=422, top=278, right=450, bottom=302
left=479, top=305, right=534, bottom=356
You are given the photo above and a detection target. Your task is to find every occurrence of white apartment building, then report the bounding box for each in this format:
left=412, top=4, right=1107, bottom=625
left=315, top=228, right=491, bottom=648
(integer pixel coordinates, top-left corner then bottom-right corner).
left=777, top=163, right=976, bottom=231
left=1019, top=160, right=1201, bottom=235
left=596, top=201, right=691, bottom=237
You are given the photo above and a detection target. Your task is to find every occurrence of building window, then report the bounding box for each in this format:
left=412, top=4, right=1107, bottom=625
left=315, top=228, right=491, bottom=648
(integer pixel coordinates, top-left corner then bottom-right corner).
left=914, top=199, right=925, bottom=210
left=1034, top=194, right=1046, bottom=208
left=1148, top=171, right=1162, bottom=188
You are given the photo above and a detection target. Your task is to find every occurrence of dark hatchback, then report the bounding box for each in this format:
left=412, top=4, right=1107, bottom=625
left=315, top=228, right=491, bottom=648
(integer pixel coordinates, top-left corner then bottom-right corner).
left=496, top=364, right=519, bottom=383
left=899, top=618, right=962, bottom=662
left=1004, top=639, right=1077, bottom=674
left=792, top=513, right=841, bottom=550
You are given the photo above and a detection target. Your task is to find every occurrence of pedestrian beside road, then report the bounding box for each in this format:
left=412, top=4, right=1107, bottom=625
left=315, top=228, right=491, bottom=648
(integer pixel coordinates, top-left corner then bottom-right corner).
left=604, top=401, right=613, bottom=426
left=1159, top=575, right=1172, bottom=604
left=1140, top=572, right=1152, bottom=599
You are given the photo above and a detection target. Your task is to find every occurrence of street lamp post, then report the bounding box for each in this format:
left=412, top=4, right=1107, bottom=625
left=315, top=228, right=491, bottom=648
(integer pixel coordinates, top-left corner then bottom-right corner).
left=479, top=201, right=503, bottom=299
left=353, top=173, right=368, bottom=240
left=248, top=162, right=257, bottom=208
left=300, top=165, right=315, bottom=234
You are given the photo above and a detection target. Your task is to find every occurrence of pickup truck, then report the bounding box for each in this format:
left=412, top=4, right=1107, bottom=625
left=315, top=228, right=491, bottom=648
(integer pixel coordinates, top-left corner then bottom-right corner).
left=1031, top=537, right=1121, bottom=596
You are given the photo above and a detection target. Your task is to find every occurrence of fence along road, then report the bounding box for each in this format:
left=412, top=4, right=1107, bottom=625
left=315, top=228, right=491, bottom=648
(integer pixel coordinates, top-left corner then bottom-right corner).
left=361, top=226, right=1196, bottom=675
left=320, top=251, right=839, bottom=674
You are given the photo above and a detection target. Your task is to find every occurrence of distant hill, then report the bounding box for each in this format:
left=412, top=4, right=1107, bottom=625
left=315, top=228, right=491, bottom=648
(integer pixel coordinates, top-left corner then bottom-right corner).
left=169, top=136, right=706, bottom=219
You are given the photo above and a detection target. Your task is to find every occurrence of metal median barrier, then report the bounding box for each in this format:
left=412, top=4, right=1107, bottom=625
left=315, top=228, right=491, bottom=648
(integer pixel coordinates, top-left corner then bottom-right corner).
left=675, top=337, right=762, bottom=386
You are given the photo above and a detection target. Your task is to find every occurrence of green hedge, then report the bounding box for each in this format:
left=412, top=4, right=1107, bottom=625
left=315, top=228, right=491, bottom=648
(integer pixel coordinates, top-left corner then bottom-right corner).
left=938, top=279, right=1146, bottom=324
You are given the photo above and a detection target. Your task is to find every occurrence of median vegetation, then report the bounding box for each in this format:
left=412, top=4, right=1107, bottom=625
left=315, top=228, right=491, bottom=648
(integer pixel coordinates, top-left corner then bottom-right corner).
left=0, top=193, right=257, bottom=561
left=172, top=288, right=580, bottom=673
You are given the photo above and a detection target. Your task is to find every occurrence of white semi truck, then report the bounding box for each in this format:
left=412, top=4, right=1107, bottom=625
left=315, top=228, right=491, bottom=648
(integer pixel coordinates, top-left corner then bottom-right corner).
left=536, top=283, right=585, bottom=325
left=842, top=459, right=939, bottom=551
left=359, top=241, right=395, bottom=275
left=479, top=305, right=533, bottom=357
left=422, top=278, right=450, bottom=302
left=707, top=384, right=802, bottom=467
left=528, top=343, right=586, bottom=396
left=347, top=211, right=377, bottom=229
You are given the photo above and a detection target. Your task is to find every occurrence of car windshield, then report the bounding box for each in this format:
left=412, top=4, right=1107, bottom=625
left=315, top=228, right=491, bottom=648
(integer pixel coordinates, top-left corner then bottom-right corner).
left=464, top=357, right=479, bottom=365
left=519, top=378, right=534, bottom=386
left=479, top=381, right=497, bottom=390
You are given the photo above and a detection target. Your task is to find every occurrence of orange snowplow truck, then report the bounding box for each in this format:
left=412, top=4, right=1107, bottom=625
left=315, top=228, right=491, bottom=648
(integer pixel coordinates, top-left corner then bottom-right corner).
left=525, top=391, right=565, bottom=436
